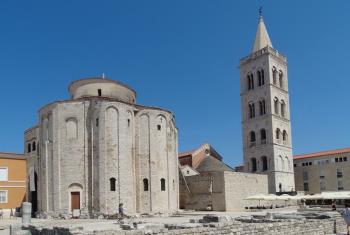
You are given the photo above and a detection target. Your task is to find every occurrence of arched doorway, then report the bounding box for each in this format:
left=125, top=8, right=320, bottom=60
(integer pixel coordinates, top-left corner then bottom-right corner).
left=68, top=183, right=83, bottom=213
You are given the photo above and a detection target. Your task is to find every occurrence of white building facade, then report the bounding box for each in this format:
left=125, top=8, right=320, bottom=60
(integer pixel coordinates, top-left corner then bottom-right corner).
left=25, top=78, right=179, bottom=217
left=240, top=16, right=295, bottom=193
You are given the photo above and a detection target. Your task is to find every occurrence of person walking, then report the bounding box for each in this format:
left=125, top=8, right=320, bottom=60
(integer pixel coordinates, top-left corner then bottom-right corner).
left=341, top=204, right=350, bottom=235
left=331, top=201, right=337, bottom=211
left=118, top=203, right=124, bottom=219
left=10, top=209, right=14, bottom=219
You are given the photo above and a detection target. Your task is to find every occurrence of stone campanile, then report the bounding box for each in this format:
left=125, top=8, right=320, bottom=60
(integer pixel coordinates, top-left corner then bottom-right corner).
left=239, top=15, right=295, bottom=193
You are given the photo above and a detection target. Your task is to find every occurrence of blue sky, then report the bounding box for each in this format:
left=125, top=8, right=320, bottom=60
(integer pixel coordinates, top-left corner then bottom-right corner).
left=0, top=1, right=349, bottom=167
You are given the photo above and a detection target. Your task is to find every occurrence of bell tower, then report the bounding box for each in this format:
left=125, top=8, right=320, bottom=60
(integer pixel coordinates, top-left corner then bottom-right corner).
left=239, top=14, right=295, bottom=193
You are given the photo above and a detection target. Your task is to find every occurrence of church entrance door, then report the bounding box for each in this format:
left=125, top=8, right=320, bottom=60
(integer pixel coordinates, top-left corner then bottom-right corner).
left=71, top=192, right=80, bottom=212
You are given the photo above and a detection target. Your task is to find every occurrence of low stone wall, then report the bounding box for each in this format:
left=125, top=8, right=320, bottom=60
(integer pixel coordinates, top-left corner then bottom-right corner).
left=180, top=171, right=269, bottom=211
left=24, top=214, right=348, bottom=235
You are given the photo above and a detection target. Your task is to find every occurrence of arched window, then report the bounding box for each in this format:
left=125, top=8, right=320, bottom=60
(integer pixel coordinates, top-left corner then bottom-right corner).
left=32, top=141, right=36, bottom=151
left=279, top=155, right=284, bottom=171
left=279, top=70, right=283, bottom=88
left=247, top=73, right=254, bottom=90
left=247, top=75, right=250, bottom=90
left=274, top=97, right=279, bottom=115
left=251, top=158, right=257, bottom=172
left=110, top=178, right=116, bottom=191
left=27, top=143, right=31, bottom=153
left=143, top=178, right=149, bottom=191
left=249, top=131, right=256, bottom=142
left=259, top=100, right=266, bottom=115
left=250, top=74, right=254, bottom=90
left=248, top=103, right=255, bottom=119
left=161, top=178, right=166, bottom=191
left=276, top=128, right=281, bottom=140
left=261, top=156, right=268, bottom=171
left=272, top=67, right=277, bottom=85
left=66, top=118, right=78, bottom=139
left=282, top=130, right=288, bottom=142
left=285, top=156, right=290, bottom=171
left=260, top=129, right=267, bottom=144
left=281, top=100, right=286, bottom=117
left=249, top=131, right=256, bottom=147
left=258, top=69, right=265, bottom=86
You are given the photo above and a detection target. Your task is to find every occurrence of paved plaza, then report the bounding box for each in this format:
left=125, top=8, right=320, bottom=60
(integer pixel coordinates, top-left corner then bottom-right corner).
left=1, top=207, right=348, bottom=234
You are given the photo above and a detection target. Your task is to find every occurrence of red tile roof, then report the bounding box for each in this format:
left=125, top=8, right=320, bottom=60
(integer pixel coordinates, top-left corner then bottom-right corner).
left=178, top=150, right=194, bottom=158
left=294, top=147, right=350, bottom=160
left=178, top=143, right=222, bottom=168
left=0, top=152, right=25, bottom=160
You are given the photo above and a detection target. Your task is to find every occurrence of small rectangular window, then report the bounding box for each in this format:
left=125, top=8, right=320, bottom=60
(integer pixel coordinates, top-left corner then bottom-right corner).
left=0, top=190, right=7, bottom=203
left=27, top=143, right=31, bottom=153
left=303, top=171, right=308, bottom=181
left=338, top=181, right=344, bottom=190
left=127, top=119, right=130, bottom=127
left=161, top=178, right=166, bottom=191
left=293, top=164, right=297, bottom=167
left=98, top=89, right=102, bottom=97
left=337, top=169, right=343, bottom=178
left=344, top=157, right=347, bottom=162
left=96, top=118, right=99, bottom=127
left=340, top=158, right=343, bottom=162
left=143, top=178, right=149, bottom=191
left=0, top=168, right=8, bottom=181
left=319, top=168, right=325, bottom=179
left=303, top=182, right=309, bottom=192
left=335, top=158, right=338, bottom=162
left=157, top=125, right=161, bottom=131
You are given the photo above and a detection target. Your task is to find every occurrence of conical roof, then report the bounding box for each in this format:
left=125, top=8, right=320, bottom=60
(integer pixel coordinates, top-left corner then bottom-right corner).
left=252, top=16, right=273, bottom=52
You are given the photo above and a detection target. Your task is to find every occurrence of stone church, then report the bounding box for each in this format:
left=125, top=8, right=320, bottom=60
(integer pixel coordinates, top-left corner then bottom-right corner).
left=25, top=78, right=179, bottom=217
left=240, top=15, right=295, bottom=193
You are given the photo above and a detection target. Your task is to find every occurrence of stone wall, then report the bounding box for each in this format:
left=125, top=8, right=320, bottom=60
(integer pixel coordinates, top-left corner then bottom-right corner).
left=26, top=215, right=348, bottom=235
left=224, top=171, right=268, bottom=211
left=180, top=171, right=268, bottom=211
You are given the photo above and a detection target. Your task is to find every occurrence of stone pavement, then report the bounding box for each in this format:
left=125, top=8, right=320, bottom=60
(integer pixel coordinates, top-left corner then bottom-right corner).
left=0, top=207, right=347, bottom=235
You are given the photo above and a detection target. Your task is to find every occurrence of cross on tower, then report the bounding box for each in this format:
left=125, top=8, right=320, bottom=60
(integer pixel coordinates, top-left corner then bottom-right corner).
left=258, top=6, right=263, bottom=17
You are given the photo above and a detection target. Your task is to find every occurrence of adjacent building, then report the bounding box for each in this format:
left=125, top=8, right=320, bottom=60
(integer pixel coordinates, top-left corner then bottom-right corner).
left=294, top=147, right=350, bottom=194
left=25, top=77, right=179, bottom=217
left=179, top=144, right=268, bottom=211
left=0, top=152, right=26, bottom=212
left=178, top=143, right=233, bottom=174
left=239, top=15, right=295, bottom=193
